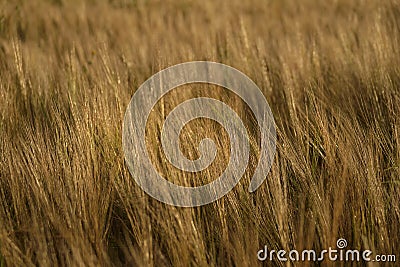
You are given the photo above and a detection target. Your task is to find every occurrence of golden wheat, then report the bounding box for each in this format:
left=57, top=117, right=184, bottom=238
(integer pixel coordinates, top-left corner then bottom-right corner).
left=0, top=0, right=399, bottom=266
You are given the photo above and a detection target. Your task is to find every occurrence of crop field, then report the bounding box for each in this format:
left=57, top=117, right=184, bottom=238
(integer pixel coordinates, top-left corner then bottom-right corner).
left=0, top=0, right=399, bottom=266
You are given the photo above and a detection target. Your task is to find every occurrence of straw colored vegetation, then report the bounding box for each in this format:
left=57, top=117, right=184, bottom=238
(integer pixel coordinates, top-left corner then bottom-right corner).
left=0, top=0, right=399, bottom=266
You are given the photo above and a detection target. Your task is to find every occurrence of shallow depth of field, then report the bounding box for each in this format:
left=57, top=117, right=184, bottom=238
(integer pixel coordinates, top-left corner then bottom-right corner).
left=0, top=0, right=399, bottom=266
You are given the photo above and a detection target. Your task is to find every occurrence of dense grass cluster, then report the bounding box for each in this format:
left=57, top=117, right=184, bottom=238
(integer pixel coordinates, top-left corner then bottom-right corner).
left=0, top=0, right=399, bottom=266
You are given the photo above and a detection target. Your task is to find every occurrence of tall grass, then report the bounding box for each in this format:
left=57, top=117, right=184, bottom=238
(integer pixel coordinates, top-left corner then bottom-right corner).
left=0, top=0, right=399, bottom=266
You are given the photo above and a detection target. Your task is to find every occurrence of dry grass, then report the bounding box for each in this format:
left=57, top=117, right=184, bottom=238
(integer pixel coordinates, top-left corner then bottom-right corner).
left=0, top=0, right=400, bottom=266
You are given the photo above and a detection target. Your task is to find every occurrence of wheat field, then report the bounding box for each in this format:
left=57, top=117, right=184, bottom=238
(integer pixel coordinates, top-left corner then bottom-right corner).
left=0, top=0, right=399, bottom=266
